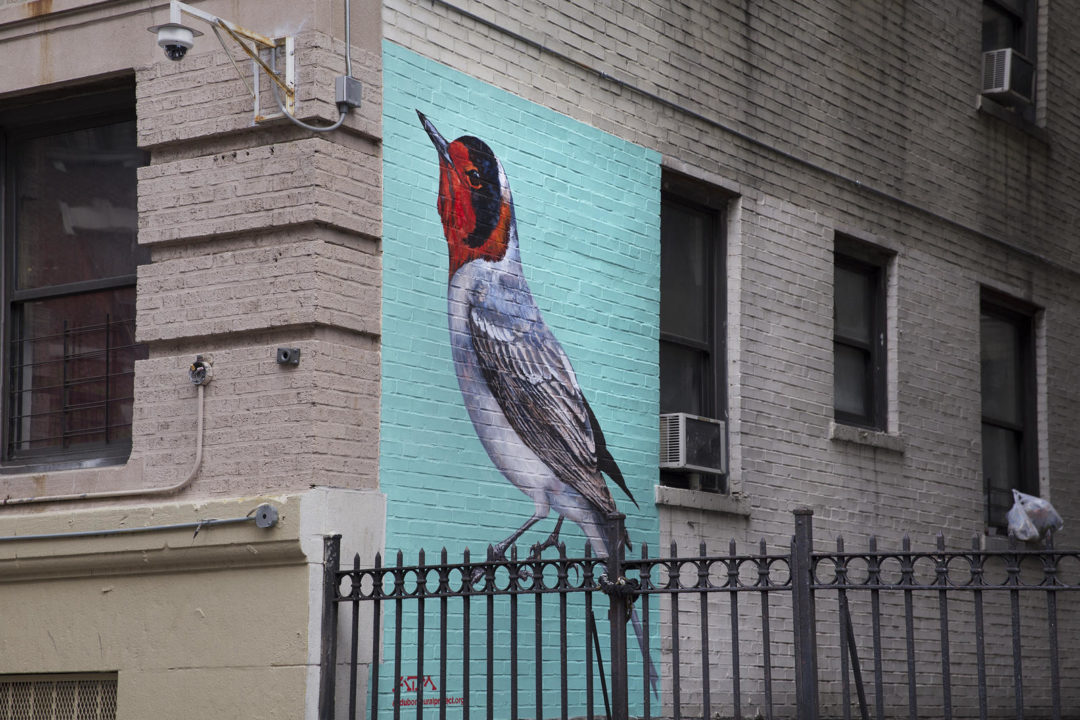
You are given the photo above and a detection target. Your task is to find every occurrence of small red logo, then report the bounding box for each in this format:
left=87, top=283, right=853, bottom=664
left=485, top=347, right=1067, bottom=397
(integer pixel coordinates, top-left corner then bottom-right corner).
left=392, top=676, right=464, bottom=708
left=398, top=675, right=438, bottom=693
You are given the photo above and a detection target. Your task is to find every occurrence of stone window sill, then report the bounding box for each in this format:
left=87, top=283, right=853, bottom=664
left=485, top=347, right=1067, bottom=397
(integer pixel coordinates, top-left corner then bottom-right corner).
left=829, top=421, right=906, bottom=453
left=977, top=96, right=1048, bottom=143
left=654, top=485, right=751, bottom=516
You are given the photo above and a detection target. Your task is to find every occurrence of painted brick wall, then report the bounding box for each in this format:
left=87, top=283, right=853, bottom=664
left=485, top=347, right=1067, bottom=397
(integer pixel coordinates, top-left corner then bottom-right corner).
left=380, top=42, right=661, bottom=712
left=381, top=42, right=660, bottom=562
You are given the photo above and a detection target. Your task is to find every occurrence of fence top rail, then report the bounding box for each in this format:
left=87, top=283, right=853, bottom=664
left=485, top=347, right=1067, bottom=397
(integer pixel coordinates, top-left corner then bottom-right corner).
left=812, top=546, right=1080, bottom=591
left=331, top=537, right=1080, bottom=602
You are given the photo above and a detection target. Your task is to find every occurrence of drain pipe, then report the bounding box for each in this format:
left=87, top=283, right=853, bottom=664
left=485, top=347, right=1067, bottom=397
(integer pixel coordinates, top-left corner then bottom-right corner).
left=1, top=356, right=213, bottom=507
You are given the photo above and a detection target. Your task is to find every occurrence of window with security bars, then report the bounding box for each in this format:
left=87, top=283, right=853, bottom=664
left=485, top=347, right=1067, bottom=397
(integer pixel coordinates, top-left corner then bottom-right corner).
left=980, top=291, right=1039, bottom=532
left=1, top=80, right=148, bottom=469
left=0, top=673, right=117, bottom=719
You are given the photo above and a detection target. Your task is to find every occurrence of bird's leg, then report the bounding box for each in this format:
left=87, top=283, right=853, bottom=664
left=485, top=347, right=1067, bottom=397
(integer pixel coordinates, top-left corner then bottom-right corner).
left=528, top=516, right=564, bottom=561
left=472, top=512, right=545, bottom=585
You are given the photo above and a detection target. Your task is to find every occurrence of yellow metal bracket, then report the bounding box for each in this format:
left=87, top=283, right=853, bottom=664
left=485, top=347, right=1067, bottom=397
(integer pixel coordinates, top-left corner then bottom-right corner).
left=164, top=1, right=296, bottom=123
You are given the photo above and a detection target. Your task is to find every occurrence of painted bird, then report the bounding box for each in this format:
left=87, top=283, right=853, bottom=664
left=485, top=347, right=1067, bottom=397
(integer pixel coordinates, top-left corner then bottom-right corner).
left=418, top=110, right=657, bottom=691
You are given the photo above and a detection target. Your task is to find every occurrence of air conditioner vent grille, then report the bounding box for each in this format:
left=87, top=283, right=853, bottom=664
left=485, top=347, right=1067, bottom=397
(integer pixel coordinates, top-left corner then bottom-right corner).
left=983, top=49, right=1008, bottom=91
left=659, top=413, right=683, bottom=465
left=981, top=48, right=1034, bottom=103
left=659, top=412, right=727, bottom=475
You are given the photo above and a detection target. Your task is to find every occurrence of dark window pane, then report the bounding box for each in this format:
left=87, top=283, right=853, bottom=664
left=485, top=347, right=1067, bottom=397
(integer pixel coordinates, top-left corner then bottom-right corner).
left=983, top=424, right=1022, bottom=528
left=15, top=120, right=147, bottom=290
left=982, top=3, right=1021, bottom=52
left=8, top=288, right=141, bottom=457
left=660, top=203, right=709, bottom=344
left=834, top=342, right=870, bottom=418
left=660, top=341, right=705, bottom=415
left=980, top=313, right=1022, bottom=426
left=835, top=265, right=874, bottom=342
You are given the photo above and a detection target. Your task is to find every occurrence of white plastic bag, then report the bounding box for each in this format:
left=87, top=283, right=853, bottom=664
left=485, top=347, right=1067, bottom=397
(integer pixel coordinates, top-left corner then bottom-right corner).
left=1007, top=489, right=1063, bottom=542
left=1006, top=494, right=1039, bottom=541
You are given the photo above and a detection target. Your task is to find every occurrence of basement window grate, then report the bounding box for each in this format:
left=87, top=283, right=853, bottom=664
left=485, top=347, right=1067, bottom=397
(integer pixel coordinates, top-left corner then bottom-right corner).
left=0, top=673, right=117, bottom=720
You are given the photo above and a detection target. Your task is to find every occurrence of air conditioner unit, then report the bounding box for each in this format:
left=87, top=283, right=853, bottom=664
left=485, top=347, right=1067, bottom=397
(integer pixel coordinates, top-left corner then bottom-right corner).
left=659, top=412, right=727, bottom=475
left=981, top=48, right=1034, bottom=103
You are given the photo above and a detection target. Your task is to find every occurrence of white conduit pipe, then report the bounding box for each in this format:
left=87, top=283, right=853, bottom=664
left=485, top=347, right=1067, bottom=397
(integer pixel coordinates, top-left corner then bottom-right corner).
left=1, top=383, right=206, bottom=507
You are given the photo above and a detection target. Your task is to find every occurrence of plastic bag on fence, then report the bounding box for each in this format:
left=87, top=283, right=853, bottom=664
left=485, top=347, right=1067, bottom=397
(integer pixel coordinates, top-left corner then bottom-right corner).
left=1006, top=499, right=1039, bottom=541
left=1016, top=489, right=1064, bottom=535
left=1007, top=489, right=1063, bottom=542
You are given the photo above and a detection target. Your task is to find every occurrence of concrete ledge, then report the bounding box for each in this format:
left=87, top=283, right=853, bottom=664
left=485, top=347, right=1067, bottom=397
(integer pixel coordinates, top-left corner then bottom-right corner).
left=0, top=494, right=307, bottom=582
left=829, top=421, right=906, bottom=453
left=654, top=485, right=752, bottom=516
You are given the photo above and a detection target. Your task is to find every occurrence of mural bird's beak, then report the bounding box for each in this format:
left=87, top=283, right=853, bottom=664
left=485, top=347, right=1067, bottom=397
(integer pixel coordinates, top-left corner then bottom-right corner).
left=417, top=110, right=453, bottom=167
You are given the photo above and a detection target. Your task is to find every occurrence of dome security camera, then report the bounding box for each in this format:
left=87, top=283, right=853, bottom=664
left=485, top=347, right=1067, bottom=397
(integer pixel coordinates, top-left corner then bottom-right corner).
left=148, top=22, right=202, bottom=61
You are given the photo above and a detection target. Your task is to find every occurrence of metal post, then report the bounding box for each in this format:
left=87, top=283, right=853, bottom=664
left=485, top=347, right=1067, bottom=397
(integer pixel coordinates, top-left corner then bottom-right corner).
left=320, top=534, right=342, bottom=720
left=606, top=513, right=630, bottom=720
left=791, top=508, right=819, bottom=720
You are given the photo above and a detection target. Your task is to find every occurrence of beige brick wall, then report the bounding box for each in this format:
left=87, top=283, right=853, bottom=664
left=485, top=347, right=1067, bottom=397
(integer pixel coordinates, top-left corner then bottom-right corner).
left=127, top=23, right=383, bottom=502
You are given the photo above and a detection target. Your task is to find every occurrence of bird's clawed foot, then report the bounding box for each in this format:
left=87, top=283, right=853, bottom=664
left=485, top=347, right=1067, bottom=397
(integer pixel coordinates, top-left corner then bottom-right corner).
left=470, top=543, right=532, bottom=586
left=528, top=516, right=564, bottom=561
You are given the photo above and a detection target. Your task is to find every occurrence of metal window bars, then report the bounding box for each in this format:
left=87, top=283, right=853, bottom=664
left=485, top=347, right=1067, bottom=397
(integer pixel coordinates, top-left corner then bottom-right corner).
left=322, top=510, right=1079, bottom=720
left=7, top=315, right=139, bottom=457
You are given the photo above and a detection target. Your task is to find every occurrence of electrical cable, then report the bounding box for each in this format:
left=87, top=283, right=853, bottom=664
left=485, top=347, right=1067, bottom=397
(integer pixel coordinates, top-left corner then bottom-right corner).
left=0, top=504, right=278, bottom=543
left=271, top=78, right=347, bottom=133
left=1, top=383, right=207, bottom=507
left=265, top=0, right=353, bottom=133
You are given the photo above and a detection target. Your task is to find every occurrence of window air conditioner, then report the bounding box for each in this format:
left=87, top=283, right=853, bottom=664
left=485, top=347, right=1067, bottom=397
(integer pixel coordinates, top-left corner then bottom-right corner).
left=659, top=412, right=727, bottom=475
left=981, top=48, right=1034, bottom=103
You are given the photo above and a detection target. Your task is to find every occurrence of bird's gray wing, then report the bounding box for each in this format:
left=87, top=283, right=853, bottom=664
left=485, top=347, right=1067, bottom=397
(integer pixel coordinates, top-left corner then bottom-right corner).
left=468, top=303, right=618, bottom=516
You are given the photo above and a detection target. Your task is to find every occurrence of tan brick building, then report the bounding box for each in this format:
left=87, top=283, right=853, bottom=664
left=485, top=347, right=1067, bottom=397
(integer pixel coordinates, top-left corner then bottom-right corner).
left=0, top=0, right=1078, bottom=717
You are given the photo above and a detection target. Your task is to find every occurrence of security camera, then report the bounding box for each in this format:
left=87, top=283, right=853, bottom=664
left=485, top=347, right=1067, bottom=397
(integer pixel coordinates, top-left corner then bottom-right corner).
left=148, top=22, right=201, bottom=61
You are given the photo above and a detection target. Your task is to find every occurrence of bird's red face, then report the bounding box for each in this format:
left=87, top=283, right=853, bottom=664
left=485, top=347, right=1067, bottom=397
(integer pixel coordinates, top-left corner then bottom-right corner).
left=419, top=112, right=513, bottom=276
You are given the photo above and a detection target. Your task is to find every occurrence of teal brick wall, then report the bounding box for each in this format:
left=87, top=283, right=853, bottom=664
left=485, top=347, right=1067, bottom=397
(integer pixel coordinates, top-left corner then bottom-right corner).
left=381, top=41, right=661, bottom=712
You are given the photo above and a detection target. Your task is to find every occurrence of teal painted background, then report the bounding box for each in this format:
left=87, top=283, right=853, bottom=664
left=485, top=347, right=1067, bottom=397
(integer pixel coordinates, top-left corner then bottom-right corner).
left=381, top=41, right=661, bottom=713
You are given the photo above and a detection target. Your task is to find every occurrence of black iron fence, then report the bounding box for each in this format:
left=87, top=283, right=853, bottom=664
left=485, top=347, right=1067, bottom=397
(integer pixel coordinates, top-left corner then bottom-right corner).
left=320, top=509, right=1080, bottom=719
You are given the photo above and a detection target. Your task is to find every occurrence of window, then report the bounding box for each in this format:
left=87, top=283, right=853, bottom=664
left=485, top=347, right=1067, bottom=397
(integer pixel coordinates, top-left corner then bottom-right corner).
left=833, top=241, right=887, bottom=430
left=0, top=81, right=147, bottom=469
left=980, top=292, right=1038, bottom=532
left=659, top=174, right=726, bottom=492
left=982, top=0, right=1037, bottom=118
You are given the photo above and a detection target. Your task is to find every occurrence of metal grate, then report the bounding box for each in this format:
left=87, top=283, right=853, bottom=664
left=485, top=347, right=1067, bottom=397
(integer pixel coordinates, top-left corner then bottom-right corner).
left=658, top=412, right=683, bottom=466
left=7, top=314, right=141, bottom=460
left=0, top=674, right=117, bottom=720
left=982, top=48, right=1009, bottom=92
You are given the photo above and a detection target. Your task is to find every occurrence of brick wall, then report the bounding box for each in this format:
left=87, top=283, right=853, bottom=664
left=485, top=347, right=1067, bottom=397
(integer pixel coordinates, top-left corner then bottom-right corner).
left=129, top=30, right=384, bottom=500
left=384, top=0, right=1080, bottom=716
left=380, top=42, right=661, bottom=559
left=379, top=42, right=662, bottom=712
left=380, top=0, right=1080, bottom=568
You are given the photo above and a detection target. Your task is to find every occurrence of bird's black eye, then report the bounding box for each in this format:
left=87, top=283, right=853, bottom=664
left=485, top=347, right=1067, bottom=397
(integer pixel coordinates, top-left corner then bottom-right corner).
left=465, top=169, right=483, bottom=188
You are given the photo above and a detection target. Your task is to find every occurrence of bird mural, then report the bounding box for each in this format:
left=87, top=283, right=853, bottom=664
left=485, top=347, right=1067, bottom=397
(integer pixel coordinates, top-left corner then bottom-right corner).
left=418, top=110, right=658, bottom=692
